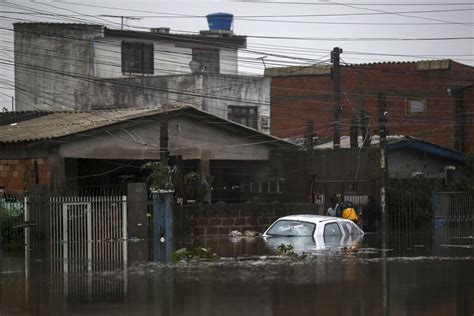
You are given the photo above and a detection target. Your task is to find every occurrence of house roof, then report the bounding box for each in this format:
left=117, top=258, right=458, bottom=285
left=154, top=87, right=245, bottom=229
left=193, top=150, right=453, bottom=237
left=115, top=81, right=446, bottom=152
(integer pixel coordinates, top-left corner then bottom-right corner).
left=0, top=105, right=182, bottom=143
left=0, top=111, right=50, bottom=126
left=264, top=59, right=473, bottom=77
left=0, top=104, right=295, bottom=148
left=13, top=23, right=246, bottom=49
left=313, top=135, right=465, bottom=163
left=104, top=28, right=247, bottom=49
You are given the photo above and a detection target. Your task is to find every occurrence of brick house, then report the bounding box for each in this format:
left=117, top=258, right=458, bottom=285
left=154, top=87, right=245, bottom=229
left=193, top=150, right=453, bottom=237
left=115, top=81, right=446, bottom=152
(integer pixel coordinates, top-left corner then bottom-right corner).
left=266, top=60, right=474, bottom=153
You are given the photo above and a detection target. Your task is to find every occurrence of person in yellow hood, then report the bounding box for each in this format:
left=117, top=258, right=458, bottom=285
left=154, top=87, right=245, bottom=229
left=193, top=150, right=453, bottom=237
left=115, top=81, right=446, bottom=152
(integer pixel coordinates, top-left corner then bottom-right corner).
left=341, top=207, right=359, bottom=224
left=336, top=200, right=359, bottom=224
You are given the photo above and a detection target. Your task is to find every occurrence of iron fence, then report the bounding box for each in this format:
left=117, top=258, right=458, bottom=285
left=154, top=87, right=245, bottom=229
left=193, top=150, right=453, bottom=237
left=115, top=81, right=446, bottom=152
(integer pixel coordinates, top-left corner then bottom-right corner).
left=0, top=193, right=25, bottom=242
left=432, top=192, right=474, bottom=223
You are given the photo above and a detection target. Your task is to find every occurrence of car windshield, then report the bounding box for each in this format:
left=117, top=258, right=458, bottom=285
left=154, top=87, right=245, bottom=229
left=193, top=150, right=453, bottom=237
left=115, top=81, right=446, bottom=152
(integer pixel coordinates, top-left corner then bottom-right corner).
left=266, top=220, right=315, bottom=237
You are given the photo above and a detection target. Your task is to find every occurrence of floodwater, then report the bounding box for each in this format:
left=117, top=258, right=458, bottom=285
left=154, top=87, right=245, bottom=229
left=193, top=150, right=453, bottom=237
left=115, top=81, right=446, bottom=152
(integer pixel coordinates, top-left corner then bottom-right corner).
left=1, top=226, right=473, bottom=316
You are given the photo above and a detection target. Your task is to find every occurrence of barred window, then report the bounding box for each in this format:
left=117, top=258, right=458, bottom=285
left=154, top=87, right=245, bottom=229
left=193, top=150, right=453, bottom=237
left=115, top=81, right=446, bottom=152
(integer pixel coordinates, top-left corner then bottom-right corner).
left=406, top=98, right=427, bottom=116
left=192, top=48, right=220, bottom=74
left=121, top=41, right=154, bottom=74
left=228, top=106, right=258, bottom=129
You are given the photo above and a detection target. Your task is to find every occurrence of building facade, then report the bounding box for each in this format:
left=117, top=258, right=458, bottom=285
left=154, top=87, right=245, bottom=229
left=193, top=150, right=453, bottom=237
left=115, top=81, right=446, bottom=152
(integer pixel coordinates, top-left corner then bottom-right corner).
left=14, top=23, right=270, bottom=133
left=267, top=60, right=474, bottom=152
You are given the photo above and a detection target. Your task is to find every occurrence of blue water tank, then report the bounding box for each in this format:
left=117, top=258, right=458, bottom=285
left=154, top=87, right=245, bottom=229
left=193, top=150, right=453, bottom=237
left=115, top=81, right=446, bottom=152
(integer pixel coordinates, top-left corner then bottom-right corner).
left=206, top=13, right=233, bottom=31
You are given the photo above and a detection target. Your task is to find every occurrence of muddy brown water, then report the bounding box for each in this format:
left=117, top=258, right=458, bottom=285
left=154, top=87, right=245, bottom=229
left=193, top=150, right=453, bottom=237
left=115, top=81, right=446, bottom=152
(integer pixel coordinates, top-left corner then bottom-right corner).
left=1, top=226, right=473, bottom=315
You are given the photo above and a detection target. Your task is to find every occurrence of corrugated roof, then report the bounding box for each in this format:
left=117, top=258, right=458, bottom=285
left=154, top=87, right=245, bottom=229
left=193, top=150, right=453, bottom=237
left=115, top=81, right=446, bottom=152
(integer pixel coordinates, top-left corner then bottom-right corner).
left=264, top=59, right=473, bottom=77
left=0, top=105, right=188, bottom=143
left=0, top=104, right=297, bottom=148
left=314, top=135, right=464, bottom=162
left=314, top=135, right=405, bottom=149
left=0, top=111, right=50, bottom=126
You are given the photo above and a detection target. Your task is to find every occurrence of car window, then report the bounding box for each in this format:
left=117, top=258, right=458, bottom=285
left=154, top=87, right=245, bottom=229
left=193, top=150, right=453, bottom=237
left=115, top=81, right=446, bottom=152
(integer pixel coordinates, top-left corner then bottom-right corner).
left=348, top=221, right=363, bottom=234
left=323, top=222, right=342, bottom=236
left=341, top=222, right=351, bottom=235
left=266, top=220, right=315, bottom=237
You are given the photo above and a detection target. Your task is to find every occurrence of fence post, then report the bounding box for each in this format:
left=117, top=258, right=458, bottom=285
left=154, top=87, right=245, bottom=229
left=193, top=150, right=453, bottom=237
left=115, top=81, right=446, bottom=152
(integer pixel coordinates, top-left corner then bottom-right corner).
left=122, top=195, right=128, bottom=264
left=24, top=196, right=29, bottom=246
left=152, top=190, right=173, bottom=262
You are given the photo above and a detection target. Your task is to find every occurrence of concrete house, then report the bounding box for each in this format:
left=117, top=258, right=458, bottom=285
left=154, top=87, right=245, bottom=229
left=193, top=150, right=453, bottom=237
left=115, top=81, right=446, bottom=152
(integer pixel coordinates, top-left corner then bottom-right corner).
left=13, top=19, right=271, bottom=133
left=0, top=104, right=295, bottom=201
left=266, top=60, right=474, bottom=153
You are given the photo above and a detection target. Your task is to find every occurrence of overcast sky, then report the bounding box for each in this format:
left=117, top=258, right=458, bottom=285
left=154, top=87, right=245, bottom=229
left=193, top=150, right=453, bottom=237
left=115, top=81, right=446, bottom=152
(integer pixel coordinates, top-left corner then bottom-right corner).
left=0, top=0, right=473, bottom=110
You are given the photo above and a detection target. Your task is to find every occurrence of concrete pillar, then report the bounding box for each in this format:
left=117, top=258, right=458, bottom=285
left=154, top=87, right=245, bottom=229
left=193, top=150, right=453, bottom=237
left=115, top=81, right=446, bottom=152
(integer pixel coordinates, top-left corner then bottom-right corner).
left=49, top=154, right=65, bottom=193
left=127, top=183, right=149, bottom=240
left=28, top=184, right=50, bottom=259
left=127, top=183, right=149, bottom=262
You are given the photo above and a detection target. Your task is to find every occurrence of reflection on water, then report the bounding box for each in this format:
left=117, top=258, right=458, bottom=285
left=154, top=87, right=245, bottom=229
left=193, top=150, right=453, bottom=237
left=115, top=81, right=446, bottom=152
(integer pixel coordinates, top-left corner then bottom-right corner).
left=1, top=226, right=473, bottom=315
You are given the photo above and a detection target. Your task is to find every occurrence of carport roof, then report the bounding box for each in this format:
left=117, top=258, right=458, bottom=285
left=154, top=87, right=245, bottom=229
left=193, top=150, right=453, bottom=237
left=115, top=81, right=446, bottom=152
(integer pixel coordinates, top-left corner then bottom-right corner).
left=0, top=105, right=184, bottom=143
left=0, top=104, right=296, bottom=148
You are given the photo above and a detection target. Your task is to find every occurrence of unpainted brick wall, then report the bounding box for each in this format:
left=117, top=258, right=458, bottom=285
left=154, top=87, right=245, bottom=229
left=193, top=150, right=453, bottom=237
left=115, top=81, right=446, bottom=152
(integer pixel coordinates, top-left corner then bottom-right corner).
left=0, top=158, right=49, bottom=193
left=271, top=62, right=474, bottom=151
left=175, top=202, right=320, bottom=237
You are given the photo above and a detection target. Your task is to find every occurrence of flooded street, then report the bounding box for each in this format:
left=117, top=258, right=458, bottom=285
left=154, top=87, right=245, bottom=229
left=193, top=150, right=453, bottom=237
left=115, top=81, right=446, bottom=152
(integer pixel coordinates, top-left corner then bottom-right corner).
left=1, top=226, right=473, bottom=315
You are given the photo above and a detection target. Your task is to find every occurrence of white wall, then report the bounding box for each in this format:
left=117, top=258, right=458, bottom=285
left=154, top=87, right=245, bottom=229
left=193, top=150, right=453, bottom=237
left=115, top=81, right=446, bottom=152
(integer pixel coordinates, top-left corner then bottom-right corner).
left=94, top=37, right=239, bottom=78
left=219, top=49, right=238, bottom=74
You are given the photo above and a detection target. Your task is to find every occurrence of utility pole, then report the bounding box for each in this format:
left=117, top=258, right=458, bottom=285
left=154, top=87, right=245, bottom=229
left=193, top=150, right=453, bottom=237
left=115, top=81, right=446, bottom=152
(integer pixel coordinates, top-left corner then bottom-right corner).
left=331, top=47, right=342, bottom=149
left=378, top=92, right=388, bottom=316
left=100, top=15, right=142, bottom=30
left=159, top=115, right=169, bottom=164
left=305, top=119, right=314, bottom=150
left=349, top=116, right=358, bottom=149
left=378, top=92, right=388, bottom=234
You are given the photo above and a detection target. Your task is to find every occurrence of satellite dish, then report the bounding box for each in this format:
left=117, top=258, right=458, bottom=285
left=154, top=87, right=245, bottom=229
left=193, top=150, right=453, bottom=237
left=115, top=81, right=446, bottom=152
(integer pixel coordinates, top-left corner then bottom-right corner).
left=189, top=60, right=206, bottom=74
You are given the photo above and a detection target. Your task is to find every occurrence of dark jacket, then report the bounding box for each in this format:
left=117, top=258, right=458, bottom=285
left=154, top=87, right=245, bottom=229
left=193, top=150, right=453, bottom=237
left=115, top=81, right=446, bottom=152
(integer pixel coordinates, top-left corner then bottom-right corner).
left=362, top=200, right=380, bottom=232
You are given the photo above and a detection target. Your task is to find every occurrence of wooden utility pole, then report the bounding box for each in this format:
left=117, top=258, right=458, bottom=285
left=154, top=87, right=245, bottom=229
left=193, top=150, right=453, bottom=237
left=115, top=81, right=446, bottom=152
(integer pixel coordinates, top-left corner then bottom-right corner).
left=378, top=92, right=388, bottom=234
left=100, top=15, right=142, bottom=30
left=331, top=47, right=342, bottom=149
left=378, top=92, right=389, bottom=316
left=305, top=119, right=314, bottom=150
left=159, top=115, right=169, bottom=164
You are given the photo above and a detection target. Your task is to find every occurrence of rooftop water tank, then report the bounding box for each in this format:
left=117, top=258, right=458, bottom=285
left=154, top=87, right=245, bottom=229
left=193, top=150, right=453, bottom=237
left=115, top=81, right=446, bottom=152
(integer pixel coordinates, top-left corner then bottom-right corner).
left=206, top=13, right=233, bottom=31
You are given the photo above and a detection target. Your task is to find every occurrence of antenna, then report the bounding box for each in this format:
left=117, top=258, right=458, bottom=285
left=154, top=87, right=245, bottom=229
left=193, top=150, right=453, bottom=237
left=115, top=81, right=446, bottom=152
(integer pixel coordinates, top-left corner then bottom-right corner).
left=189, top=60, right=206, bottom=74
left=100, top=15, right=142, bottom=30
left=257, top=56, right=267, bottom=69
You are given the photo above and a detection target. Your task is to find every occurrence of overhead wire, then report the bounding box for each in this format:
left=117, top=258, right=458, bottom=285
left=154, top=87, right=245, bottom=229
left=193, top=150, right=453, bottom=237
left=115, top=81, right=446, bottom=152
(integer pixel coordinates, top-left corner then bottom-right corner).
left=0, top=7, right=474, bottom=133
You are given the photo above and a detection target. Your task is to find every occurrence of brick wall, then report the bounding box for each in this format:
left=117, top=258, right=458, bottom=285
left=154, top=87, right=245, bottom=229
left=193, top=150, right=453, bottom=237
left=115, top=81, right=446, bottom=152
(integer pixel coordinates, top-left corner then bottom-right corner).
left=0, top=158, right=49, bottom=193
left=271, top=61, right=474, bottom=152
left=175, top=202, right=320, bottom=237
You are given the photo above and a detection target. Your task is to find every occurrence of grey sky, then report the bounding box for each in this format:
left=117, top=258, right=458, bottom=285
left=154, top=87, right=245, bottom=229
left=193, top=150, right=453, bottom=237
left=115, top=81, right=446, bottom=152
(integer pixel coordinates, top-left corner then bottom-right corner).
left=0, top=0, right=473, bottom=110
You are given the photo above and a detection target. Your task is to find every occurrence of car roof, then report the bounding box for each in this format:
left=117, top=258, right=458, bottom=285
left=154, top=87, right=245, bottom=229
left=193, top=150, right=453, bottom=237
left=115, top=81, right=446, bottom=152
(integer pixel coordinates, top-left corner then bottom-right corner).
left=277, top=214, right=342, bottom=225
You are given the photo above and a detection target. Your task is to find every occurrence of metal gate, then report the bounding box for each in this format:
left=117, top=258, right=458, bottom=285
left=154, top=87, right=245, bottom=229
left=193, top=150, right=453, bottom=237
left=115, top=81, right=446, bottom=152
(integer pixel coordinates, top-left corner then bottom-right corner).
left=50, top=196, right=128, bottom=270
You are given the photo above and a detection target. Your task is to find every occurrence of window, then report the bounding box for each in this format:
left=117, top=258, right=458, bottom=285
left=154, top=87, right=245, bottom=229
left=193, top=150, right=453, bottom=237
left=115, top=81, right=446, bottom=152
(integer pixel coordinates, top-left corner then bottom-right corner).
left=228, top=106, right=258, bottom=129
left=341, top=222, right=351, bottom=235
left=323, top=222, right=342, bottom=236
left=266, top=220, right=315, bottom=237
left=192, top=48, right=220, bottom=74
left=121, top=41, right=154, bottom=74
left=406, top=98, right=427, bottom=116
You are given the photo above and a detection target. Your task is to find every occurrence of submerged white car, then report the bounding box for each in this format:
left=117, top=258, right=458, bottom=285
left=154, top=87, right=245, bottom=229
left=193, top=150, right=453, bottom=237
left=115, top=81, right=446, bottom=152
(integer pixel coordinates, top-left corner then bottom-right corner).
left=263, top=215, right=364, bottom=253
left=263, top=214, right=364, bottom=238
